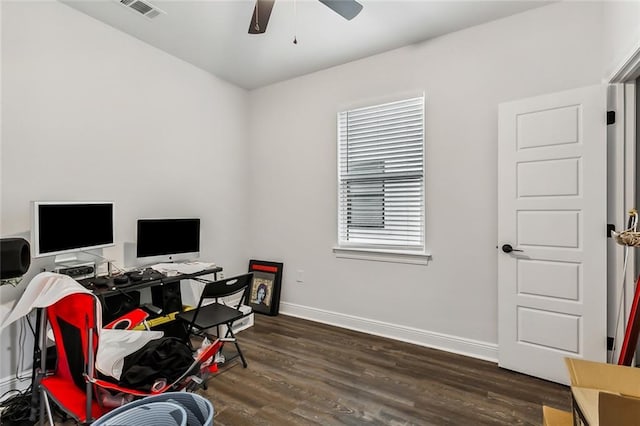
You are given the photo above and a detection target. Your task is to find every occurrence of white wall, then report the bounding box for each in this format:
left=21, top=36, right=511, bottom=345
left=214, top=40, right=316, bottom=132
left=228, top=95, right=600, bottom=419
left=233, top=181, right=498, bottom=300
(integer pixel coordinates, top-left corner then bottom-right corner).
left=603, top=0, right=640, bottom=79
left=0, top=1, right=250, bottom=384
left=1, top=0, right=636, bottom=394
left=248, top=1, right=606, bottom=359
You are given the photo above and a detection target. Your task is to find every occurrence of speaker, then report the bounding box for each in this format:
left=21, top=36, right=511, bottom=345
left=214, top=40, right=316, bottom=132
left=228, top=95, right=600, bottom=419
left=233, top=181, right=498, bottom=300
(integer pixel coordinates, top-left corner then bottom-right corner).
left=151, top=282, right=182, bottom=314
left=55, top=262, right=96, bottom=280
left=0, top=238, right=31, bottom=279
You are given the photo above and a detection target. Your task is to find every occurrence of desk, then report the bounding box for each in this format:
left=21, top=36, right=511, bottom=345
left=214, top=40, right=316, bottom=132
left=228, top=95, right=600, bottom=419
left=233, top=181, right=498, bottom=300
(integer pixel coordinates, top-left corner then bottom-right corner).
left=80, top=266, right=223, bottom=296
left=79, top=266, right=223, bottom=326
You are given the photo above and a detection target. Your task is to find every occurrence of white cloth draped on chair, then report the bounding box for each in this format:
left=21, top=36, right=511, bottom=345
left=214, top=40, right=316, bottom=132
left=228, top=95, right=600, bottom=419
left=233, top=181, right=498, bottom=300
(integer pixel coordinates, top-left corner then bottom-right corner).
left=0, top=272, right=163, bottom=380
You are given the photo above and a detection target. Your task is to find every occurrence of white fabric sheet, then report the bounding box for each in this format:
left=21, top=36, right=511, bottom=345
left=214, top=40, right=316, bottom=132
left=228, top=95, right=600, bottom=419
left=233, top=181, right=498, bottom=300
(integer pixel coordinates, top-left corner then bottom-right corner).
left=0, top=272, right=94, bottom=329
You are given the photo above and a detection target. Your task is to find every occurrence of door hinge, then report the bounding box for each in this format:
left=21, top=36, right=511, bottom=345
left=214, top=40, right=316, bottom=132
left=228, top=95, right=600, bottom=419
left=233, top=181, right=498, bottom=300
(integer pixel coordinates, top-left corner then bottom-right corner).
left=607, top=111, right=616, bottom=125
left=607, top=224, right=616, bottom=238
left=607, top=336, right=614, bottom=350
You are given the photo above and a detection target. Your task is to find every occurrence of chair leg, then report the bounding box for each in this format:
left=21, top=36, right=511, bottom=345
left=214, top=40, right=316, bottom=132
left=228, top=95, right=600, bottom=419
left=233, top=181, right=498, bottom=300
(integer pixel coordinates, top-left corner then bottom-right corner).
left=41, top=391, right=55, bottom=426
left=234, top=340, right=248, bottom=368
left=180, top=321, right=195, bottom=351
left=226, top=326, right=247, bottom=368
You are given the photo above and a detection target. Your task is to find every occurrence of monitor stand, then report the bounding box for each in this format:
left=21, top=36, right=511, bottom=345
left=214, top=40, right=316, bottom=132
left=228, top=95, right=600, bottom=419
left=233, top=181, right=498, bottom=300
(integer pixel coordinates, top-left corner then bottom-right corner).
left=54, top=254, right=96, bottom=271
left=54, top=253, right=82, bottom=266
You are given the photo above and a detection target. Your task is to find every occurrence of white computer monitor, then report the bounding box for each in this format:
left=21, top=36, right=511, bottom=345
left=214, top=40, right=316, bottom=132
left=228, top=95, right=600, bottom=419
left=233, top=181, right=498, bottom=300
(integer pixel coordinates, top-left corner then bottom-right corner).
left=32, top=201, right=115, bottom=261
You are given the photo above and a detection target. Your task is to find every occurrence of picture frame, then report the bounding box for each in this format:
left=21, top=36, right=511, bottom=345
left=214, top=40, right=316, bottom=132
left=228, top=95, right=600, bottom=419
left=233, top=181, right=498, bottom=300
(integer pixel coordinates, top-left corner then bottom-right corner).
left=247, top=260, right=283, bottom=316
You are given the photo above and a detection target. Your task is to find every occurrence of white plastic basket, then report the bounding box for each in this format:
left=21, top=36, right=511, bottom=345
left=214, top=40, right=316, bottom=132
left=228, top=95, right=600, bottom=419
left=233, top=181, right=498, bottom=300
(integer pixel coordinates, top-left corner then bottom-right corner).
left=93, top=392, right=214, bottom=426
left=92, top=401, right=186, bottom=426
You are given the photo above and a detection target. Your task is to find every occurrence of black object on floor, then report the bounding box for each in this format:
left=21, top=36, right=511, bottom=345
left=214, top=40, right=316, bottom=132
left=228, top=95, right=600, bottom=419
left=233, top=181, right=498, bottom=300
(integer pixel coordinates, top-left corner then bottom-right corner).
left=0, top=388, right=35, bottom=426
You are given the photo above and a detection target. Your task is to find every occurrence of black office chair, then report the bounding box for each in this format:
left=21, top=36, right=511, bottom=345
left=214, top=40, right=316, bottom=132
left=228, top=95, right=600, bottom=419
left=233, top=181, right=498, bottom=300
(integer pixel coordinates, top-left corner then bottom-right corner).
left=176, top=273, right=253, bottom=368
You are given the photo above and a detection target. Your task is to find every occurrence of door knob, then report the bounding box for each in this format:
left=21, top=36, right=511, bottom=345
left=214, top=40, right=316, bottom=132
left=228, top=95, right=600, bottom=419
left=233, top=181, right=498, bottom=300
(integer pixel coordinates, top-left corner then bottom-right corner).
left=501, top=244, right=523, bottom=253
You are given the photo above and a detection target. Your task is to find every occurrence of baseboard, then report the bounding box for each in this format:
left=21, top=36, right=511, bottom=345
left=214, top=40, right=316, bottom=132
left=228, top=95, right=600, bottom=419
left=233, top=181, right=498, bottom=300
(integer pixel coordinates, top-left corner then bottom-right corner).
left=279, top=302, right=498, bottom=363
left=0, top=372, right=31, bottom=403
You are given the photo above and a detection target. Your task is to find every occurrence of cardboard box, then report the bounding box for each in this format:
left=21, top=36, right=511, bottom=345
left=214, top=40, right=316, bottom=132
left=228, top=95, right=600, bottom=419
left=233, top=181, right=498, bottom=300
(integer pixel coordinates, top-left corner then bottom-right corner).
left=565, top=358, right=640, bottom=425
left=542, top=406, right=572, bottom=426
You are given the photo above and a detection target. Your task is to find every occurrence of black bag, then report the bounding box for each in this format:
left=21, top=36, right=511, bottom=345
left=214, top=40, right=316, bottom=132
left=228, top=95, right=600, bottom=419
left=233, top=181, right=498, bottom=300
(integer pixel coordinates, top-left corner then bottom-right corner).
left=119, top=337, right=195, bottom=391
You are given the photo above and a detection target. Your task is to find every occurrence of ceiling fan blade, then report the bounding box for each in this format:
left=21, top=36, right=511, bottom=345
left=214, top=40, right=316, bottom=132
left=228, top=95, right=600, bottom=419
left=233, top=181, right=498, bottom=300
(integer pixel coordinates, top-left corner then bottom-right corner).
left=318, top=0, right=363, bottom=21
left=248, top=0, right=276, bottom=34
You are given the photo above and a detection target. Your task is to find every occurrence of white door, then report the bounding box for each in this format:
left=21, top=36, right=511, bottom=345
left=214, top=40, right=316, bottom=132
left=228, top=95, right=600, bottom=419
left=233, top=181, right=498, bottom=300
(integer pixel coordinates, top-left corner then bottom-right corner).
left=498, top=85, right=607, bottom=384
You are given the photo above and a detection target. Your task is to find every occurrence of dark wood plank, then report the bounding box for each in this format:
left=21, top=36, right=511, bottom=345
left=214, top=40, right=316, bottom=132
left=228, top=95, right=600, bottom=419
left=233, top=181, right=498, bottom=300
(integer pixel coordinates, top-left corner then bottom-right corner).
left=199, top=315, right=571, bottom=425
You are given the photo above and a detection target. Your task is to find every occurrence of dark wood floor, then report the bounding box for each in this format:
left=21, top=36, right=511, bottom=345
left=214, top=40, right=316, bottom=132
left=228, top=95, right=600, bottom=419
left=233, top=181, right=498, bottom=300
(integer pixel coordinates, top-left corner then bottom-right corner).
left=199, top=315, right=571, bottom=426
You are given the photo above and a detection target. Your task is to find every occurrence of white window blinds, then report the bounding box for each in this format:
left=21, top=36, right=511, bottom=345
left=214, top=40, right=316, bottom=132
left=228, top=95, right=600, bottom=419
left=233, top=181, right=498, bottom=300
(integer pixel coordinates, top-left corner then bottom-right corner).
left=338, top=96, right=425, bottom=250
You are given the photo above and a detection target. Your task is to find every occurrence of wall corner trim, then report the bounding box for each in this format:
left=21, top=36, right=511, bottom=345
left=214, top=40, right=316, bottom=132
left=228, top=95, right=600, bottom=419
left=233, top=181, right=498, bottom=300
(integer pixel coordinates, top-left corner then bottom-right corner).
left=279, top=302, right=498, bottom=363
left=608, top=40, right=640, bottom=83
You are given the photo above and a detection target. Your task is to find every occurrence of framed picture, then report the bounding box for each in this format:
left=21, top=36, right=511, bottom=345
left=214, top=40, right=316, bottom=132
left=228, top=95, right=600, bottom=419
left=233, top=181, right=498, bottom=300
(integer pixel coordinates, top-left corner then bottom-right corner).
left=247, top=260, right=283, bottom=316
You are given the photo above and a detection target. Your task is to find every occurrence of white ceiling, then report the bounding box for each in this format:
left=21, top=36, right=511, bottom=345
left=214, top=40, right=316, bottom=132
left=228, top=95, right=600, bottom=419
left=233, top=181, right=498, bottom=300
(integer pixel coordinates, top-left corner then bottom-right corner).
left=61, top=0, right=552, bottom=90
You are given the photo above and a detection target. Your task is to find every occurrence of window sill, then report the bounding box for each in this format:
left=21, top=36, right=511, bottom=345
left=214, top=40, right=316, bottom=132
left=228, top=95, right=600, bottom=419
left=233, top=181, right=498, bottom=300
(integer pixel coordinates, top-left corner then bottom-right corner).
left=332, top=247, right=432, bottom=265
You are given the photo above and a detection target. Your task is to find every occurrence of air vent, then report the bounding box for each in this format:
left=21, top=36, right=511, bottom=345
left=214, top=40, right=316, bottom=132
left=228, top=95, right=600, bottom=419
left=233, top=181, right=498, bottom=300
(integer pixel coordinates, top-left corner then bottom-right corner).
left=116, top=0, right=165, bottom=20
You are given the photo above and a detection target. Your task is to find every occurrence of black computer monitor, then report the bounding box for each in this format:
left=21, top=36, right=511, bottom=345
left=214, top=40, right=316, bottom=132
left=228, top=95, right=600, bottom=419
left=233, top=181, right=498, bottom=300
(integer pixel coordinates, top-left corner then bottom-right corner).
left=136, top=218, right=200, bottom=262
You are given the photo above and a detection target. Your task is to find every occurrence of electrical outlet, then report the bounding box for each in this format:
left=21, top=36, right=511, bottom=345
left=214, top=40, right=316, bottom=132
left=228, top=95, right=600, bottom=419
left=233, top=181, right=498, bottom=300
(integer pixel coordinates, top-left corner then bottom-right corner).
left=296, top=269, right=304, bottom=283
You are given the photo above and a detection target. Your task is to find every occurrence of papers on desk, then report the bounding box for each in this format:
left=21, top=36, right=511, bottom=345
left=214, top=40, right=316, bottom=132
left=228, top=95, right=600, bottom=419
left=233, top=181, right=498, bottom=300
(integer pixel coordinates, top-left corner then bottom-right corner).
left=150, top=261, right=216, bottom=276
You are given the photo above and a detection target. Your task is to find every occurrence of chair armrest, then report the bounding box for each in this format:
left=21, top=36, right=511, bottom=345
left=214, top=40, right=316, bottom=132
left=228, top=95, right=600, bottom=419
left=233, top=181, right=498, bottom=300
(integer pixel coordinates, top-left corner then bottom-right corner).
left=85, top=375, right=156, bottom=397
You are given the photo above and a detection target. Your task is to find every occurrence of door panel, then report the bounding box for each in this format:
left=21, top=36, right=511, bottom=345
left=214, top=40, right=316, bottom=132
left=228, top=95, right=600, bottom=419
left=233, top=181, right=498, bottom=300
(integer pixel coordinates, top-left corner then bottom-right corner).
left=517, top=210, right=580, bottom=247
left=516, top=105, right=580, bottom=149
left=517, top=307, right=580, bottom=353
left=517, top=158, right=580, bottom=197
left=498, top=85, right=607, bottom=384
left=518, top=259, right=580, bottom=300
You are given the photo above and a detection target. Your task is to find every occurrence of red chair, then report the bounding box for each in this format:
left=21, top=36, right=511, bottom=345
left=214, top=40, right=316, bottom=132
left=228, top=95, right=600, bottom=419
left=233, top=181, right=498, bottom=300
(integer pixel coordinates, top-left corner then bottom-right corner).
left=38, top=292, right=221, bottom=425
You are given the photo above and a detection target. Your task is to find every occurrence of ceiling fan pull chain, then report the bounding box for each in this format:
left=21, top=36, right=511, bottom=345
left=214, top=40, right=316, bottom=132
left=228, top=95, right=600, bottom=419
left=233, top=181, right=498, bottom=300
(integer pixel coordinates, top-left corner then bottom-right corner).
left=293, top=0, right=298, bottom=44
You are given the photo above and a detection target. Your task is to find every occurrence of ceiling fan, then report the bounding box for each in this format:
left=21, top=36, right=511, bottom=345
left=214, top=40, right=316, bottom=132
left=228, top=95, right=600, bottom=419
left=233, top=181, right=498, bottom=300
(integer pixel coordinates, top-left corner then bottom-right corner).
left=248, top=0, right=363, bottom=34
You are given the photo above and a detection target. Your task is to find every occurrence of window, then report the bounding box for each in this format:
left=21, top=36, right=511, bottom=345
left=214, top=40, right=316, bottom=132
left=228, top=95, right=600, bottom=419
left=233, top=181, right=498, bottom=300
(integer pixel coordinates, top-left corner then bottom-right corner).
left=337, top=96, right=425, bottom=252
